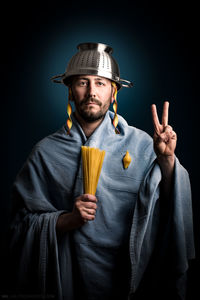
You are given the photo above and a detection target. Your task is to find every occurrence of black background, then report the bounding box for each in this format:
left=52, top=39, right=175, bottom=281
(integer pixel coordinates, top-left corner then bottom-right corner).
left=1, top=0, right=199, bottom=298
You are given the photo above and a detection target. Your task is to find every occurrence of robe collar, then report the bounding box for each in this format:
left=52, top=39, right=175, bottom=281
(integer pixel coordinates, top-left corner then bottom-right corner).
left=64, top=110, right=116, bottom=148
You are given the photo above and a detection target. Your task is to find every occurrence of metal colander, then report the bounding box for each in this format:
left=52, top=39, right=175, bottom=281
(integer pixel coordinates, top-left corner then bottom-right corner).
left=51, top=42, right=133, bottom=90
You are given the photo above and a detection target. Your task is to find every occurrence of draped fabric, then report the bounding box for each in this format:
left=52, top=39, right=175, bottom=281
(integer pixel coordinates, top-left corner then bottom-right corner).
left=8, top=111, right=195, bottom=299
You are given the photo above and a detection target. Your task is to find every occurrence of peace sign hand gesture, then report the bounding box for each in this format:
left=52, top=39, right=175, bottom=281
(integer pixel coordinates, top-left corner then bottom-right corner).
left=151, top=101, right=177, bottom=159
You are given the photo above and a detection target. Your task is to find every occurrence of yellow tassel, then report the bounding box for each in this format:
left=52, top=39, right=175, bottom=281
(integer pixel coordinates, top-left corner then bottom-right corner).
left=123, top=151, right=132, bottom=169
left=66, top=88, right=72, bottom=135
left=111, top=82, right=120, bottom=134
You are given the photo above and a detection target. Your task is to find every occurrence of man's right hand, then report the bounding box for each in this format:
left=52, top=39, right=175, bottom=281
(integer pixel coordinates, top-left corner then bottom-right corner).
left=72, top=194, right=98, bottom=223
left=56, top=194, right=98, bottom=235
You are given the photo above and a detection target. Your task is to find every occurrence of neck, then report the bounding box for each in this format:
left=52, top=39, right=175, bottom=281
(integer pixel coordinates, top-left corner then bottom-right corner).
left=74, top=112, right=105, bottom=138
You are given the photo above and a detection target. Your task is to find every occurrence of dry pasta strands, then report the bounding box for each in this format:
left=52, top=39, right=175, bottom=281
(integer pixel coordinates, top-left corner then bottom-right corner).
left=81, top=146, right=105, bottom=195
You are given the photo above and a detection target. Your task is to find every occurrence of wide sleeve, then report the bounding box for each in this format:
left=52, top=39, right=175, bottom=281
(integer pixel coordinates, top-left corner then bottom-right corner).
left=8, top=147, right=74, bottom=299
left=129, top=156, right=195, bottom=299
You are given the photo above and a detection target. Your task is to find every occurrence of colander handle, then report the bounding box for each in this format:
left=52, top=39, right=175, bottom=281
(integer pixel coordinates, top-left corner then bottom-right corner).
left=120, top=79, right=133, bottom=88
left=50, top=74, right=65, bottom=83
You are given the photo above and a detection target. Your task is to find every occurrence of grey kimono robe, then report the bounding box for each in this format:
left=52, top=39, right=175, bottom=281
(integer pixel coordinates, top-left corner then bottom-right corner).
left=8, top=110, right=195, bottom=299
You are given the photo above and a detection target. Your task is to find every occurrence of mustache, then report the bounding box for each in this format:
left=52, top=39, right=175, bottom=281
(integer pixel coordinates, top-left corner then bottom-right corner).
left=81, top=97, right=102, bottom=106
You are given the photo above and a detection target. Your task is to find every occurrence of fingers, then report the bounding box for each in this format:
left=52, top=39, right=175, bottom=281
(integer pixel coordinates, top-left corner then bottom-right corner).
left=164, top=126, right=177, bottom=140
left=162, top=101, right=169, bottom=127
left=164, top=125, right=173, bottom=133
left=151, top=104, right=160, bottom=134
left=82, top=206, right=97, bottom=221
left=170, top=129, right=177, bottom=141
left=82, top=208, right=96, bottom=216
left=81, top=194, right=98, bottom=203
left=151, top=101, right=170, bottom=134
left=84, top=202, right=97, bottom=210
left=154, top=126, right=177, bottom=144
left=74, top=194, right=98, bottom=223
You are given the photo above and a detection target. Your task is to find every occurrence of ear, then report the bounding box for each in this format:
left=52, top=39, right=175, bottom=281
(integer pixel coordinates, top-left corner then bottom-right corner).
left=68, top=87, right=74, bottom=102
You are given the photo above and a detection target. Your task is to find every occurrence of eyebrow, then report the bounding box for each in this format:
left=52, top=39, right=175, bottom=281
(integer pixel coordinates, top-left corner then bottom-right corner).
left=77, top=77, right=106, bottom=81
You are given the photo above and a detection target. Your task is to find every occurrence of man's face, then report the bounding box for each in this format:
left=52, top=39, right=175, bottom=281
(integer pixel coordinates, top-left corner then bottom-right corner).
left=71, top=75, right=114, bottom=123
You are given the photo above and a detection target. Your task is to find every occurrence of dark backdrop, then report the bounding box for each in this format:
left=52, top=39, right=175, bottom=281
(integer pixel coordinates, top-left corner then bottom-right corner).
left=1, top=0, right=199, bottom=298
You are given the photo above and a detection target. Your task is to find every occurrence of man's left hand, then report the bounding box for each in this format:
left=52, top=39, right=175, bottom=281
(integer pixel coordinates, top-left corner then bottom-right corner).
left=151, top=101, right=177, bottom=159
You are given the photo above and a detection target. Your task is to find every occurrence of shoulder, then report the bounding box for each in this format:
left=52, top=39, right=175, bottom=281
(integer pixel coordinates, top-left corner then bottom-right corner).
left=109, top=111, right=154, bottom=154
left=28, top=127, right=67, bottom=160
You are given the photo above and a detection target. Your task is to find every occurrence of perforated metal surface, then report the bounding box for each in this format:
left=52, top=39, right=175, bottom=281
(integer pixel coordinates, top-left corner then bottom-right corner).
left=51, top=43, right=133, bottom=90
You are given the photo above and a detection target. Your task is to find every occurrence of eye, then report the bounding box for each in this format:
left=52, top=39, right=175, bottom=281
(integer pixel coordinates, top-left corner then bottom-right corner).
left=97, top=81, right=105, bottom=86
left=78, top=81, right=88, bottom=86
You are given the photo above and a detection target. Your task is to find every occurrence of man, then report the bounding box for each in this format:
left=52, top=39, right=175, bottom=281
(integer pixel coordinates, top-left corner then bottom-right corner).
left=9, top=43, right=195, bottom=300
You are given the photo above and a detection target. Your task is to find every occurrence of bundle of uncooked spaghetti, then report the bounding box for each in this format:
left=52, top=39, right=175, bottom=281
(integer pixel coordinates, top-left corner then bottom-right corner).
left=81, top=146, right=105, bottom=195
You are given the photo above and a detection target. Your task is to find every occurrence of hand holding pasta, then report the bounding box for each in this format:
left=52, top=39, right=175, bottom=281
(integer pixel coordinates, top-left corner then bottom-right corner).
left=72, top=194, right=98, bottom=223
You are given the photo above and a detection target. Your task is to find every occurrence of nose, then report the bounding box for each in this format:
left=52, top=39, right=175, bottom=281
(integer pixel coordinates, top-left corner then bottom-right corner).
left=87, top=81, right=96, bottom=98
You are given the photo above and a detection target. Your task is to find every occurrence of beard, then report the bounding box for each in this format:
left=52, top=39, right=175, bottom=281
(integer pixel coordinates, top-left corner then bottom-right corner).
left=74, top=95, right=112, bottom=123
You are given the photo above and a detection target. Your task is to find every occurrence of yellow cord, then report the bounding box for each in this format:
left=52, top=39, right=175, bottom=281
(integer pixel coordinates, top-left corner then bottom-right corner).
left=66, top=88, right=72, bottom=134
left=111, top=82, right=119, bottom=134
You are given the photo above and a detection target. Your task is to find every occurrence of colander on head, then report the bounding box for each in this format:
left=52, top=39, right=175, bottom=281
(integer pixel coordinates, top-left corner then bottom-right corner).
left=51, top=42, right=133, bottom=90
